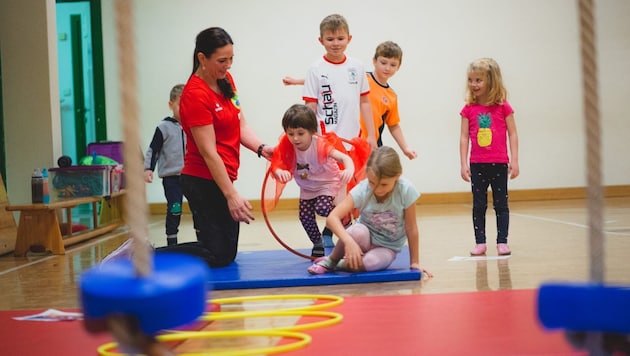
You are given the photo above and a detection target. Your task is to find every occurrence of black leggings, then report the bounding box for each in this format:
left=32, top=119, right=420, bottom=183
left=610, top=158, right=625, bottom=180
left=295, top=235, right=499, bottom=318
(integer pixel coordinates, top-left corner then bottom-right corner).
left=299, top=195, right=335, bottom=243
left=470, top=163, right=510, bottom=244
left=157, top=174, right=239, bottom=267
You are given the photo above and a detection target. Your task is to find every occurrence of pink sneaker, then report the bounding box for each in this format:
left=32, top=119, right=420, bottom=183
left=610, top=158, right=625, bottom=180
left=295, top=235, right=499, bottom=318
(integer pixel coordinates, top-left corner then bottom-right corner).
left=497, top=243, right=511, bottom=256
left=307, top=258, right=334, bottom=275
left=470, top=243, right=487, bottom=256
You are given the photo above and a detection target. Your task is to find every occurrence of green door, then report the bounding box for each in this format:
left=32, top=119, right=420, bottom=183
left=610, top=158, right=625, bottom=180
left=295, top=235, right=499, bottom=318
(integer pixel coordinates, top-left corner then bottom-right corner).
left=56, top=0, right=106, bottom=164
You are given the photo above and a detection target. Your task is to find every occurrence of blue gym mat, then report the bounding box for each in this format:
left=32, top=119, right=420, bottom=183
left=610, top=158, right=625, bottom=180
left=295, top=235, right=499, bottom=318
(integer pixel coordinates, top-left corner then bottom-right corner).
left=209, top=248, right=421, bottom=290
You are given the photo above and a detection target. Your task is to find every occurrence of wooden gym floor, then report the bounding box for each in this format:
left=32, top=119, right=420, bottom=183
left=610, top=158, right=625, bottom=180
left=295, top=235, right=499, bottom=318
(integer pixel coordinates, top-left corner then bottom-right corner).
left=1, top=196, right=629, bottom=308
left=0, top=196, right=628, bottom=354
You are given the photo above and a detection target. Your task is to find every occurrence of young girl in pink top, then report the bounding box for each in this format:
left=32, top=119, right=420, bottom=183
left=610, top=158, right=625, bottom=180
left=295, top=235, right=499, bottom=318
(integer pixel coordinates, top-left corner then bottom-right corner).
left=459, top=58, right=520, bottom=256
left=271, top=104, right=359, bottom=257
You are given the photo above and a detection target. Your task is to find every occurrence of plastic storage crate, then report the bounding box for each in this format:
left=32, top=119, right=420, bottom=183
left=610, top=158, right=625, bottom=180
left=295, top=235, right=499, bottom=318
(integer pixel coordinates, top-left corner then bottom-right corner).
left=49, top=165, right=110, bottom=200
left=86, top=141, right=123, bottom=164
left=86, top=141, right=124, bottom=192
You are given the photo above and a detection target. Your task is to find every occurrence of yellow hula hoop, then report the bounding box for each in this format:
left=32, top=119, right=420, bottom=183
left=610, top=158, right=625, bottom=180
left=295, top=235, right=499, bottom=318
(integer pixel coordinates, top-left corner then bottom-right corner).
left=97, top=294, right=344, bottom=355
left=197, top=309, right=342, bottom=332
left=208, top=294, right=344, bottom=313
left=98, top=329, right=311, bottom=356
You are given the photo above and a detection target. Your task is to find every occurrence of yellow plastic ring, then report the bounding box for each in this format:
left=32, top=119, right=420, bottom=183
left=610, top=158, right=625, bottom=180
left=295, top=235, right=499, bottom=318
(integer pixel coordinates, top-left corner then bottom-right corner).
left=195, top=309, right=342, bottom=332
left=209, top=294, right=343, bottom=313
left=98, top=329, right=311, bottom=356
left=97, top=294, right=343, bottom=355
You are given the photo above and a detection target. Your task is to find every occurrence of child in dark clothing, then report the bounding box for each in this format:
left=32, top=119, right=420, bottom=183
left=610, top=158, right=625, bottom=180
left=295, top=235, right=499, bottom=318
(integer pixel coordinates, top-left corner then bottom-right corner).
left=144, top=84, right=186, bottom=246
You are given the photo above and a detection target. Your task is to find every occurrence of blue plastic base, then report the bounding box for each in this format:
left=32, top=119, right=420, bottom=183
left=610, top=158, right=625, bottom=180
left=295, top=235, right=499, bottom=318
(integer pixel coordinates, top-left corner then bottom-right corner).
left=80, top=253, right=210, bottom=334
left=538, top=282, right=630, bottom=334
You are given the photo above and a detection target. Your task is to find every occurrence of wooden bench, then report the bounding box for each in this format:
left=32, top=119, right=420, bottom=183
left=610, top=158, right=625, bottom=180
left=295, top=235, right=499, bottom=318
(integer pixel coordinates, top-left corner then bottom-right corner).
left=0, top=174, right=18, bottom=255
left=5, top=191, right=125, bottom=257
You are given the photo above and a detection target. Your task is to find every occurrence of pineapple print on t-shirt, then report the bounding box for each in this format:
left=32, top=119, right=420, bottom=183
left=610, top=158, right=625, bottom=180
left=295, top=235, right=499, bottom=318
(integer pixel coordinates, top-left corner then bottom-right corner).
left=476, top=113, right=492, bottom=147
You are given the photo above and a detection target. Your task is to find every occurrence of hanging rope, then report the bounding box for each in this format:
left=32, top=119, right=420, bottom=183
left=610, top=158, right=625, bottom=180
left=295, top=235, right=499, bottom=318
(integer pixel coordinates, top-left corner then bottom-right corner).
left=578, top=0, right=604, bottom=282
left=115, top=0, right=152, bottom=277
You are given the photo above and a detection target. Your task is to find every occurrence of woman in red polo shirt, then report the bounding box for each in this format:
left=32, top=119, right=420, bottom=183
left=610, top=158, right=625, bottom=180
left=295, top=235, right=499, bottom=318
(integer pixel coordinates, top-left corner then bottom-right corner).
left=172, top=27, right=272, bottom=267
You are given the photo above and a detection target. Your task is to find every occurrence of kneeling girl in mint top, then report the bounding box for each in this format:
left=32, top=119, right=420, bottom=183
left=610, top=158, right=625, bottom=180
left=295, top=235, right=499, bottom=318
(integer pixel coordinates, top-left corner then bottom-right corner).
left=307, top=146, right=433, bottom=278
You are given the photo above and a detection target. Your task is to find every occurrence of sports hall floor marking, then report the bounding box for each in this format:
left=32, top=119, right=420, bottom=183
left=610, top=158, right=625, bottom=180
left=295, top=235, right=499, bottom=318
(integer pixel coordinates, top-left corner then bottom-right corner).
left=512, top=212, right=630, bottom=236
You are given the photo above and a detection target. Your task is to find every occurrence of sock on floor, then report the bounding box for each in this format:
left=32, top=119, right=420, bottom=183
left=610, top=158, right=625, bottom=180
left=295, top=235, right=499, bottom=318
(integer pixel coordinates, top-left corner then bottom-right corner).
left=317, top=257, right=337, bottom=269
left=336, top=259, right=345, bottom=270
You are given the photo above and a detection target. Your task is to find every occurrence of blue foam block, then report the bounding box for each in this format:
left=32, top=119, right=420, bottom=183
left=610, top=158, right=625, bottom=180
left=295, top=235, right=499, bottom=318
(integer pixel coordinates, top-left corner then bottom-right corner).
left=538, top=282, right=630, bottom=333
left=209, top=248, right=421, bottom=290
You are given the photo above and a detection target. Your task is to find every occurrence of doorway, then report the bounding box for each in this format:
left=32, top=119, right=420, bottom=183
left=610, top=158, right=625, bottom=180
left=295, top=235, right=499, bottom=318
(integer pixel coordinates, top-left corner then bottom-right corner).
left=56, top=0, right=106, bottom=223
left=56, top=0, right=106, bottom=165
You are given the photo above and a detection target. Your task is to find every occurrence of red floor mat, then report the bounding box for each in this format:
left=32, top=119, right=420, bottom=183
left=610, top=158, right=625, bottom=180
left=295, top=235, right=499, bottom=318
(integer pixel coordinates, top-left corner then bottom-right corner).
left=0, top=307, right=214, bottom=355
left=291, top=289, right=584, bottom=356
left=0, top=310, right=111, bottom=355
left=0, top=290, right=583, bottom=355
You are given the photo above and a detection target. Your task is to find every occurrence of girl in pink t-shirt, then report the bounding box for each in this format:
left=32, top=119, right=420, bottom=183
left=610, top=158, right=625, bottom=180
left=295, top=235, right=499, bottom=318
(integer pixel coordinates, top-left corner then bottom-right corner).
left=459, top=58, right=520, bottom=257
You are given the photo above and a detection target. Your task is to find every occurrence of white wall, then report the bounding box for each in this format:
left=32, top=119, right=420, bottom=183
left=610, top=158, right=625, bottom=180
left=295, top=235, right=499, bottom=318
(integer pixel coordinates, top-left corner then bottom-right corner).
left=86, top=0, right=630, bottom=202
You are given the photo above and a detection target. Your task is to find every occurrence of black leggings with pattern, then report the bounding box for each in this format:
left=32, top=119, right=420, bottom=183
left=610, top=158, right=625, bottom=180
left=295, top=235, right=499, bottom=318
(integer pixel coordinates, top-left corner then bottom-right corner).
left=470, top=163, right=510, bottom=244
left=299, top=195, right=335, bottom=243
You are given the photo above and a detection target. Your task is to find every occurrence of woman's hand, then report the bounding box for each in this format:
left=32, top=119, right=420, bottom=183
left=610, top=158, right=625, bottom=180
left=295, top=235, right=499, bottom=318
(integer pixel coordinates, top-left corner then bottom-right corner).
left=226, top=193, right=255, bottom=224
left=261, top=145, right=274, bottom=160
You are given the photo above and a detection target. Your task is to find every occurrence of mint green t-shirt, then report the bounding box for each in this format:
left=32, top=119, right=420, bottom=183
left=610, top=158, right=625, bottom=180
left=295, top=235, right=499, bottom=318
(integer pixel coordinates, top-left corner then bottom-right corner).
left=350, top=176, right=420, bottom=252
